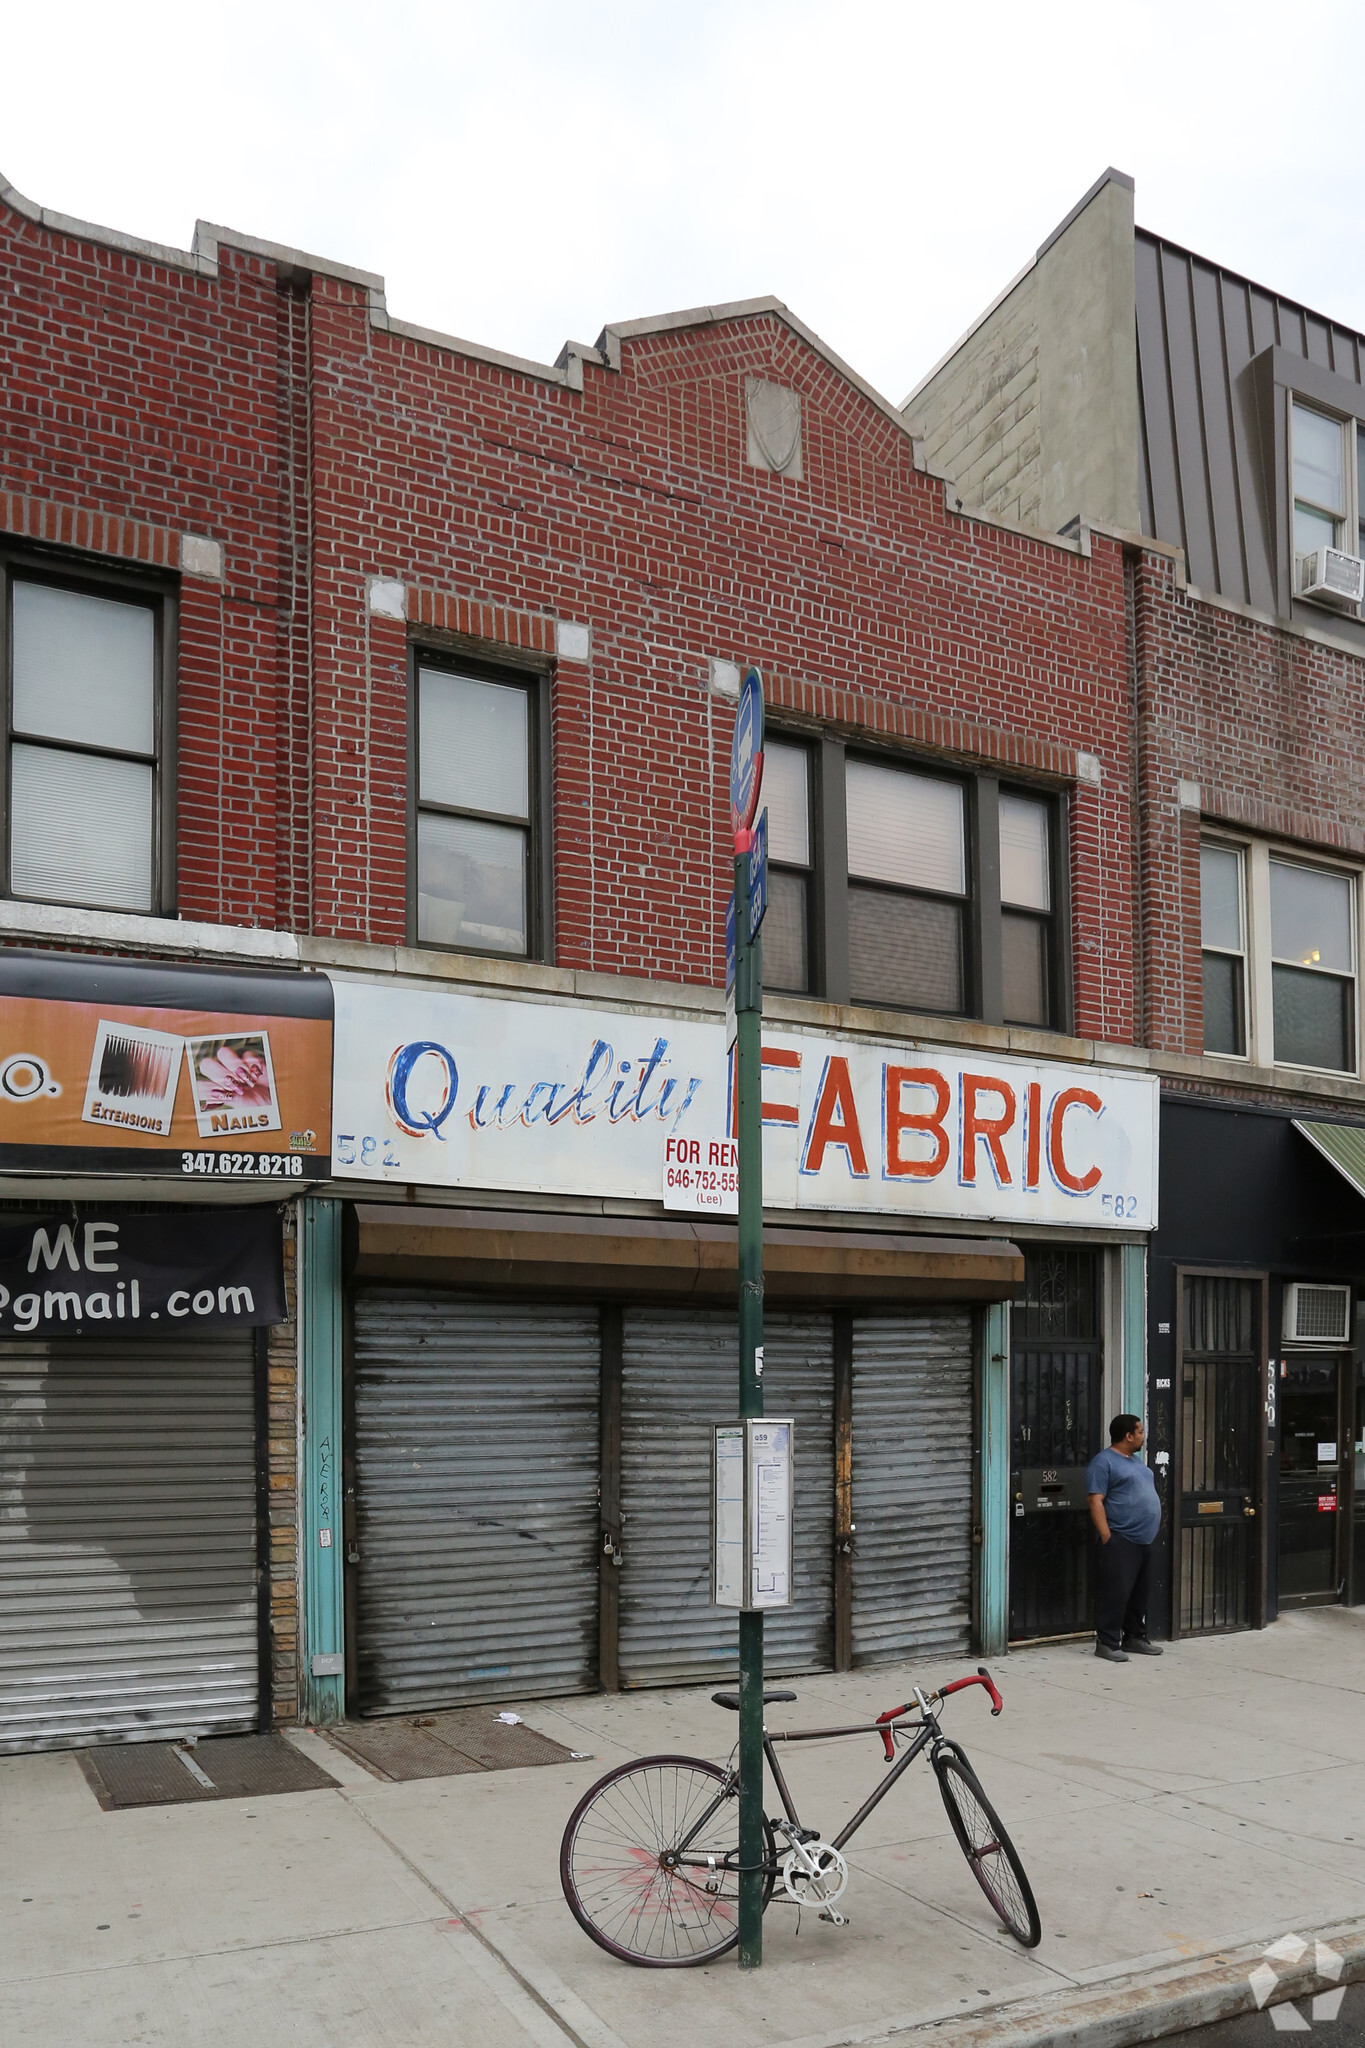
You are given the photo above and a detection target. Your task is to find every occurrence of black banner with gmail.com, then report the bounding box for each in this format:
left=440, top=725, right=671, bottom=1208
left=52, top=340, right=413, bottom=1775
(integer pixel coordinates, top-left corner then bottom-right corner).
left=0, top=1208, right=285, bottom=1335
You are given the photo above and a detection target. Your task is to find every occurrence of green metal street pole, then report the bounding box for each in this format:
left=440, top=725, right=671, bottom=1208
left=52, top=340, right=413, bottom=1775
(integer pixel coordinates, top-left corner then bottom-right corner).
left=734, top=843, right=764, bottom=1969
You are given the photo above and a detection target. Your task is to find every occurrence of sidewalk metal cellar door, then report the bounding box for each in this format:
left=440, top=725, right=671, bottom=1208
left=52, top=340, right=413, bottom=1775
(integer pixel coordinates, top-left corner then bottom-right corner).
left=1008, top=1247, right=1103, bottom=1642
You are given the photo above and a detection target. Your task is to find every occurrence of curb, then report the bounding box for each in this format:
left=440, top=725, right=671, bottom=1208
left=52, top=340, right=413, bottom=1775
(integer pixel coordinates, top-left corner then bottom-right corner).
left=876, top=1918, right=1365, bottom=2048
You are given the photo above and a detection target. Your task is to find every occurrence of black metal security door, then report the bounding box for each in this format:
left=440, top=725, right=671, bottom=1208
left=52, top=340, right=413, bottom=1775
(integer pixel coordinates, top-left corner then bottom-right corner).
left=1009, top=1246, right=1103, bottom=1641
left=1278, top=1358, right=1343, bottom=1605
left=1178, top=1274, right=1264, bottom=1635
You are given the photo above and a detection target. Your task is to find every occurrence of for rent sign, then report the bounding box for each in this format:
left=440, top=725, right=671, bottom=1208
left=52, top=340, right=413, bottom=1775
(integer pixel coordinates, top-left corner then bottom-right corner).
left=331, top=980, right=1159, bottom=1229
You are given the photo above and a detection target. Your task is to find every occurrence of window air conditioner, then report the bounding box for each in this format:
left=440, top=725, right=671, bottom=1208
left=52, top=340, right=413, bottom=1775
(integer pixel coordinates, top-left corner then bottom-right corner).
left=1282, top=1281, right=1351, bottom=1346
left=1298, top=547, right=1365, bottom=606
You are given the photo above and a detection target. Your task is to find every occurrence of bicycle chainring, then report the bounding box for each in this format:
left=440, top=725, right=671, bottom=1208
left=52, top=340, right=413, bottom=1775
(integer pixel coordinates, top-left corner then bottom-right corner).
left=781, top=1841, right=849, bottom=1906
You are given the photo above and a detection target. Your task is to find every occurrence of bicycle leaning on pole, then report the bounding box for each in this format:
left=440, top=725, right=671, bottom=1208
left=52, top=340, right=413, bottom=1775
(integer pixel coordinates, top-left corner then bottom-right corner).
left=560, top=1664, right=1041, bottom=1966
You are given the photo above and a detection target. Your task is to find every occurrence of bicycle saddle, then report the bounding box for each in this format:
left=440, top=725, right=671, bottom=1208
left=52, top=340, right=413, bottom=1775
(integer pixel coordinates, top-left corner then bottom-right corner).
left=710, top=1690, right=797, bottom=1710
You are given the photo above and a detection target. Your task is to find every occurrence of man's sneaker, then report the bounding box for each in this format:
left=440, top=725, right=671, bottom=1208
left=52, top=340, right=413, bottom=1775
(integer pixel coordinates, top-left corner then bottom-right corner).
left=1095, top=1643, right=1129, bottom=1663
left=1122, top=1637, right=1164, bottom=1656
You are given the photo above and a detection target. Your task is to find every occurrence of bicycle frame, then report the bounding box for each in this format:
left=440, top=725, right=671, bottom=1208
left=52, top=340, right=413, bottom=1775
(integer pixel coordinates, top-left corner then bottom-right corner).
left=670, top=1705, right=941, bottom=1875
left=765, top=1711, right=938, bottom=1855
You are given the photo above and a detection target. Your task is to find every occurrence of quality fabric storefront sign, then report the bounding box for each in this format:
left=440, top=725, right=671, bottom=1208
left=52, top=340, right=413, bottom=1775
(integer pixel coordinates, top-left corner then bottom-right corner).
left=330, top=980, right=1159, bottom=1229
left=0, top=954, right=332, bottom=1181
left=0, top=1207, right=285, bottom=1334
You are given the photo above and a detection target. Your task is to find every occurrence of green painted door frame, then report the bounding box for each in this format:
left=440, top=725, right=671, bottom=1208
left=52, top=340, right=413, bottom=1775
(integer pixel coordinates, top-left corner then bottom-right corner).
left=978, top=1300, right=1010, bottom=1657
left=1121, top=1243, right=1147, bottom=1421
left=301, top=1197, right=345, bottom=1726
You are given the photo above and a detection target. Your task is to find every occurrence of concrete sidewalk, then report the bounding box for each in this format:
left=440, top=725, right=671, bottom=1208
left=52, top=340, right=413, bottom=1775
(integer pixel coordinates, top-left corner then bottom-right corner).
left=4, top=1608, right=1364, bottom=2048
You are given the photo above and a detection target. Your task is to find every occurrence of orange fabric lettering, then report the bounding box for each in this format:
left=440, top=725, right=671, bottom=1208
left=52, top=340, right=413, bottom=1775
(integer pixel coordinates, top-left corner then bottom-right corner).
left=883, top=1065, right=950, bottom=1179
left=802, top=1057, right=869, bottom=1176
left=1048, top=1087, right=1103, bottom=1193
left=960, top=1073, right=1017, bottom=1187
left=761, top=1045, right=802, bottom=1126
left=1024, top=1080, right=1042, bottom=1190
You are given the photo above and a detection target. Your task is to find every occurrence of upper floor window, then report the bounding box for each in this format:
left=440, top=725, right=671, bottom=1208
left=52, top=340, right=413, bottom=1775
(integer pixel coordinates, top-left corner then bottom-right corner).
left=1200, top=840, right=1247, bottom=1057
left=846, top=757, right=966, bottom=1013
left=1291, top=401, right=1365, bottom=620
left=1270, top=856, right=1355, bottom=1073
left=1292, top=402, right=1348, bottom=566
left=1199, top=834, right=1357, bottom=1075
left=764, top=730, right=1068, bottom=1028
left=762, top=739, right=812, bottom=994
left=999, top=792, right=1054, bottom=1026
left=4, top=568, right=169, bottom=914
left=414, top=660, right=545, bottom=958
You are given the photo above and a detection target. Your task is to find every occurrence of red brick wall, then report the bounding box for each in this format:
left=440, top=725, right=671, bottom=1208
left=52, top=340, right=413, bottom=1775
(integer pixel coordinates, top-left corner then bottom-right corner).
left=3, top=202, right=1142, bottom=1044
left=0, top=203, right=295, bottom=928
left=305, top=281, right=1137, bottom=1038
left=1130, top=550, right=1365, bottom=1055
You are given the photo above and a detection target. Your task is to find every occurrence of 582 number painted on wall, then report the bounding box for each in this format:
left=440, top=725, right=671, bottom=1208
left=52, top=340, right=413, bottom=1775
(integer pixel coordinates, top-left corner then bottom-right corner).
left=1099, top=1193, right=1140, bottom=1218
left=335, top=1135, right=401, bottom=1168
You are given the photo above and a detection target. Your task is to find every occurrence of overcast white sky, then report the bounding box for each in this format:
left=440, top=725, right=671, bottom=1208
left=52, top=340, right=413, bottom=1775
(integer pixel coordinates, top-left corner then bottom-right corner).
left=7, top=1, right=1365, bottom=403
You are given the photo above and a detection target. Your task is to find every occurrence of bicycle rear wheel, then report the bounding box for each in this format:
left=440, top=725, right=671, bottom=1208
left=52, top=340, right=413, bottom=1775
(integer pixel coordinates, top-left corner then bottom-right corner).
left=934, top=1747, right=1041, bottom=1947
left=560, top=1753, right=776, bottom=1967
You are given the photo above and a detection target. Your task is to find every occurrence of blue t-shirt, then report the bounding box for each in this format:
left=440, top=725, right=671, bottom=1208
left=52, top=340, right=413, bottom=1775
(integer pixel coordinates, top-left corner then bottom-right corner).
left=1085, top=1447, right=1161, bottom=1543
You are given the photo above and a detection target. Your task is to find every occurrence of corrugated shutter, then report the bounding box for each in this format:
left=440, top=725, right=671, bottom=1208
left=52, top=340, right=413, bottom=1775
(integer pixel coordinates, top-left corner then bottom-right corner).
left=851, top=1311, right=974, bottom=1666
left=0, top=1335, right=258, bottom=1755
left=618, top=1309, right=833, bottom=1687
left=353, top=1290, right=600, bottom=1713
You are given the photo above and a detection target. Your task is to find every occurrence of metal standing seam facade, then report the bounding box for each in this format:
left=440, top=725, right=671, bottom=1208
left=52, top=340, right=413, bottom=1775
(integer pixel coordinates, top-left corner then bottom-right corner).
left=351, top=1291, right=602, bottom=1713
left=0, top=1334, right=259, bottom=1754
left=616, top=1308, right=835, bottom=1687
left=1134, top=225, right=1365, bottom=639
left=849, top=1311, right=975, bottom=1665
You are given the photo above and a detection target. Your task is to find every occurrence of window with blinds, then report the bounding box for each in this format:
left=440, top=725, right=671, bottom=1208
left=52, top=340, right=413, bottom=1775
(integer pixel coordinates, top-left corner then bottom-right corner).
left=414, top=663, right=540, bottom=958
left=6, top=575, right=165, bottom=914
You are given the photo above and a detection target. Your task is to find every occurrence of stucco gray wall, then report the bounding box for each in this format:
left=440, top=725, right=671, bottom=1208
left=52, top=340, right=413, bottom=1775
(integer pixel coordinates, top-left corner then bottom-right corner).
left=903, top=173, right=1139, bottom=536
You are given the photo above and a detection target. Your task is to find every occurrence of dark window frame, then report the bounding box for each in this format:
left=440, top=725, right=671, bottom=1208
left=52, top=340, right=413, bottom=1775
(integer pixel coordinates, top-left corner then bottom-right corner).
left=761, top=732, right=816, bottom=995
left=997, top=777, right=1069, bottom=1032
left=779, top=724, right=1070, bottom=1031
left=405, top=637, right=554, bottom=964
left=0, top=543, right=177, bottom=917
left=843, top=744, right=976, bottom=1018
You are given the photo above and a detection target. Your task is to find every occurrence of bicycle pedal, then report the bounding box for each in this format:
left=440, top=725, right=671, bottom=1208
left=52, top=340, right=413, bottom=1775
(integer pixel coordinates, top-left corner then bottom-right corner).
left=819, top=1909, right=848, bottom=1927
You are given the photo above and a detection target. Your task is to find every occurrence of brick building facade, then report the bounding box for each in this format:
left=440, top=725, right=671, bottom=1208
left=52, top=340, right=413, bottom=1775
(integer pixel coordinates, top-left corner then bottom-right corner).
left=910, top=169, right=1365, bottom=1637
left=19, top=155, right=1357, bottom=1750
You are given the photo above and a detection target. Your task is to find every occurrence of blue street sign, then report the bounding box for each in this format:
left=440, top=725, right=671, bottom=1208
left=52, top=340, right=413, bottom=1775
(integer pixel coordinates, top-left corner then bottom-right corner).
left=747, top=808, right=768, bottom=941
left=725, top=893, right=736, bottom=992
left=729, top=667, right=764, bottom=838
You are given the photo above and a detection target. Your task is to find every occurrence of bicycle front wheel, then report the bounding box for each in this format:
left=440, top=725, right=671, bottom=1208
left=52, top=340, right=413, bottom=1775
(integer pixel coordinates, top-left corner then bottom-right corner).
left=560, top=1753, right=775, bottom=1966
left=934, top=1748, right=1041, bottom=1948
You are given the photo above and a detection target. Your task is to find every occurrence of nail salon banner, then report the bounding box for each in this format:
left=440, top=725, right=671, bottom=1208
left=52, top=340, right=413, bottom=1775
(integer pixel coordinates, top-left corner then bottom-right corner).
left=0, top=1206, right=285, bottom=1333
left=330, top=977, right=1159, bottom=1229
left=0, top=954, right=332, bottom=1180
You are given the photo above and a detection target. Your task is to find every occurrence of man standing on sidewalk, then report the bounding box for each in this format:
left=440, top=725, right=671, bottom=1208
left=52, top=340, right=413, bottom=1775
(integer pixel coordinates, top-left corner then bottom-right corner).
left=1087, top=1415, right=1164, bottom=1663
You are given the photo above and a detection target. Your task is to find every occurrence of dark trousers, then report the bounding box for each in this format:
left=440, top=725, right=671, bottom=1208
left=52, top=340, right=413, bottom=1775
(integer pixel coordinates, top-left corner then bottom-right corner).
left=1096, top=1532, right=1153, bottom=1648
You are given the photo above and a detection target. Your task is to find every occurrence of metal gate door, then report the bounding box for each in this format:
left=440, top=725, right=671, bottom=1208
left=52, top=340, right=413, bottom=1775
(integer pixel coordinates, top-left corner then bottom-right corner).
left=0, top=1335, right=258, bottom=1755
left=352, top=1291, right=601, bottom=1712
left=1009, top=1247, right=1103, bottom=1641
left=850, top=1310, right=973, bottom=1665
left=618, top=1309, right=834, bottom=1687
left=1178, top=1275, right=1263, bottom=1634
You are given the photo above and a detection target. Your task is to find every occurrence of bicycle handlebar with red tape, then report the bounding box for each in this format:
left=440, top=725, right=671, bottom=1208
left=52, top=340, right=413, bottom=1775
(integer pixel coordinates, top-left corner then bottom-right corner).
left=874, top=1666, right=1003, bottom=1760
